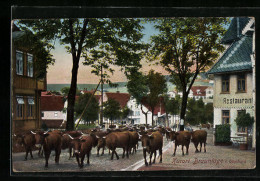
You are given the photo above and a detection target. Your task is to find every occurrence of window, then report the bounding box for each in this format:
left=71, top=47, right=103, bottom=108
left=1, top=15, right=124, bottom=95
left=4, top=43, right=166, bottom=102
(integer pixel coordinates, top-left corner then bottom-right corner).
left=16, top=51, right=23, bottom=75
left=27, top=97, right=35, bottom=117
left=27, top=54, right=33, bottom=77
left=222, top=110, right=230, bottom=124
left=221, top=75, right=230, bottom=93
left=135, top=111, right=140, bottom=116
left=41, top=112, right=44, bottom=117
left=237, top=74, right=246, bottom=92
left=54, top=112, right=58, bottom=117
left=16, top=96, right=24, bottom=118
left=237, top=110, right=247, bottom=132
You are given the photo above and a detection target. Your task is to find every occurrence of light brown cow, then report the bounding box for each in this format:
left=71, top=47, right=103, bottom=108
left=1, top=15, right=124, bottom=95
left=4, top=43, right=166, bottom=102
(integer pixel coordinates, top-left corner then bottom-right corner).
left=191, top=130, right=207, bottom=153
left=168, top=130, right=191, bottom=156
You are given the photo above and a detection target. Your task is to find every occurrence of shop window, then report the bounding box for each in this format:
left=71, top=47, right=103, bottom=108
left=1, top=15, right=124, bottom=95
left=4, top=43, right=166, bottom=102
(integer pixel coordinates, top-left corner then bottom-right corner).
left=222, top=110, right=230, bottom=124
left=237, top=74, right=246, bottom=92
left=27, top=54, right=33, bottom=77
left=16, top=51, right=23, bottom=75
left=221, top=75, right=230, bottom=93
left=237, top=110, right=247, bottom=133
left=16, top=96, right=24, bottom=118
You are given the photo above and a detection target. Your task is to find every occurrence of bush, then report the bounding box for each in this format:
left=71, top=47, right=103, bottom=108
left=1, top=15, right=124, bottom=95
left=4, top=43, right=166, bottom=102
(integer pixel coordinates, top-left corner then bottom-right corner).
left=215, top=124, right=231, bottom=143
left=234, top=112, right=254, bottom=128
left=76, top=124, right=96, bottom=130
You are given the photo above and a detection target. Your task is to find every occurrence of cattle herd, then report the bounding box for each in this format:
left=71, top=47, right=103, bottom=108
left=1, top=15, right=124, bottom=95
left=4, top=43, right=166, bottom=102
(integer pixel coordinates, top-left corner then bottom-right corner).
left=13, top=125, right=208, bottom=169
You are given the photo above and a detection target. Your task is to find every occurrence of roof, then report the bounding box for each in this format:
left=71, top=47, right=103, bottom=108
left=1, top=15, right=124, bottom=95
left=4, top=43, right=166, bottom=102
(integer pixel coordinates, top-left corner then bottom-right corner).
left=41, top=94, right=65, bottom=111
left=207, top=35, right=252, bottom=74
left=141, top=97, right=166, bottom=115
left=190, top=86, right=208, bottom=96
left=221, top=17, right=250, bottom=44
left=106, top=92, right=130, bottom=108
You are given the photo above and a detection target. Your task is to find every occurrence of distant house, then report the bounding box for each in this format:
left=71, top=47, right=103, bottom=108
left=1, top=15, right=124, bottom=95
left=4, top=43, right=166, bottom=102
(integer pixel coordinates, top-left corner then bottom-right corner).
left=41, top=92, right=65, bottom=129
left=11, top=24, right=47, bottom=132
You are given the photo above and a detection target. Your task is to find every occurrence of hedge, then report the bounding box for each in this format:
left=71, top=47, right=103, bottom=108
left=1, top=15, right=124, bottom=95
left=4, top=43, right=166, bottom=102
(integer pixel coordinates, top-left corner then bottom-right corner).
left=215, top=124, right=231, bottom=143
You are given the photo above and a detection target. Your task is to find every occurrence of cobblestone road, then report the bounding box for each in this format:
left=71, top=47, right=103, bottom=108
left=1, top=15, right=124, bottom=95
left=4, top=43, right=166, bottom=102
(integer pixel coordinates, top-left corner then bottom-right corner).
left=12, top=128, right=256, bottom=172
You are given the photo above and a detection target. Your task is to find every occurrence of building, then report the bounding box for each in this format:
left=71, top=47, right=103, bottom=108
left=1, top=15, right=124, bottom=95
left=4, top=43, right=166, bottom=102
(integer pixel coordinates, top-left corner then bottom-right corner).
left=41, top=92, right=66, bottom=129
left=190, top=86, right=213, bottom=104
left=207, top=17, right=255, bottom=148
left=11, top=24, right=47, bottom=132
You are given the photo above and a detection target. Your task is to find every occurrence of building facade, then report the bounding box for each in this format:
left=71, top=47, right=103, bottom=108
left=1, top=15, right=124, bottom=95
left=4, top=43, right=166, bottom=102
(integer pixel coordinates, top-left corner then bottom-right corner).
left=11, top=24, right=46, bottom=132
left=207, top=17, right=255, bottom=148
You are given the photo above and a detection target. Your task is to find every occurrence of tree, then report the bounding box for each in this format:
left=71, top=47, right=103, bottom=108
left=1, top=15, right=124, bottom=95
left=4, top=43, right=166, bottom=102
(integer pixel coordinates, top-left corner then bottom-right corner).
left=17, top=18, right=146, bottom=130
left=103, top=98, right=121, bottom=125
left=74, top=93, right=99, bottom=125
left=149, top=17, right=229, bottom=130
left=163, top=95, right=181, bottom=127
left=120, top=106, right=131, bottom=124
left=204, top=103, right=213, bottom=124
left=126, top=69, right=150, bottom=125
left=127, top=69, right=167, bottom=126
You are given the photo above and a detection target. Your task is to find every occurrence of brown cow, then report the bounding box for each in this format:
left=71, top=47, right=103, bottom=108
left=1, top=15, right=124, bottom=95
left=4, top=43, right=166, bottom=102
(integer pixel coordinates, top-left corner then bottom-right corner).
left=73, top=133, right=98, bottom=168
left=102, top=131, right=130, bottom=160
left=165, top=127, right=172, bottom=141
left=191, top=130, right=207, bottom=153
left=94, top=130, right=109, bottom=156
left=42, top=131, right=62, bottom=168
left=128, top=131, right=139, bottom=154
left=61, top=134, right=76, bottom=159
left=201, top=124, right=210, bottom=130
left=168, top=130, right=191, bottom=156
left=139, top=131, right=163, bottom=166
left=13, top=131, right=36, bottom=160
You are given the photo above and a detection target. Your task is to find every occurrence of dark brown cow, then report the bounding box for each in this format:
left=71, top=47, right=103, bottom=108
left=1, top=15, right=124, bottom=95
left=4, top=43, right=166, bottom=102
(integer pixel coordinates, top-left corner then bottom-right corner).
left=73, top=133, right=98, bottom=168
left=128, top=131, right=139, bottom=154
left=13, top=131, right=36, bottom=160
left=42, top=131, right=62, bottom=168
left=191, top=130, right=207, bottom=153
left=102, top=131, right=130, bottom=160
left=61, top=134, right=75, bottom=159
left=139, top=131, right=163, bottom=166
left=94, top=130, right=109, bottom=156
left=168, top=130, right=191, bottom=156
left=165, top=127, right=172, bottom=141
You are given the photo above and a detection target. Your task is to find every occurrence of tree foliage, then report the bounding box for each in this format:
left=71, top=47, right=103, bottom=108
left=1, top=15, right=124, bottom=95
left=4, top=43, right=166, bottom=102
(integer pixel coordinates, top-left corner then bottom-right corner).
left=149, top=17, right=229, bottom=128
left=234, top=112, right=254, bottom=128
left=74, top=93, right=99, bottom=125
left=17, top=18, right=147, bottom=130
left=103, top=98, right=121, bottom=125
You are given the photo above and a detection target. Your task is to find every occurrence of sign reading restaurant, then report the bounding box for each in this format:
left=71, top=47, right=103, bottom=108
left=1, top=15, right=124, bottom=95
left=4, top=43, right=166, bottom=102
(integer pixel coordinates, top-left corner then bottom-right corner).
left=223, top=97, right=253, bottom=104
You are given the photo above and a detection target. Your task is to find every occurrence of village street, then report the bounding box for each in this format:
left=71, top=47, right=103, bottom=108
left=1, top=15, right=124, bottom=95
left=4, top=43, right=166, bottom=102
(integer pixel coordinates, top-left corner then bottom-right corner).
left=12, top=128, right=255, bottom=173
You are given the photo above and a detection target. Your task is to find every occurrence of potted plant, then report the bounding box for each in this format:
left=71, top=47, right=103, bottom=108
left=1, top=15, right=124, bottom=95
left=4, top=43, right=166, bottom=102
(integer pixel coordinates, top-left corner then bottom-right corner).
left=234, top=112, right=254, bottom=150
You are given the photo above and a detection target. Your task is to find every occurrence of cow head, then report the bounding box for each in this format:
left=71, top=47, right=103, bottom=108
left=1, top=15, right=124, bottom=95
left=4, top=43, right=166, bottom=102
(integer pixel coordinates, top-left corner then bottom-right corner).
left=140, top=134, right=154, bottom=153
left=97, top=136, right=106, bottom=148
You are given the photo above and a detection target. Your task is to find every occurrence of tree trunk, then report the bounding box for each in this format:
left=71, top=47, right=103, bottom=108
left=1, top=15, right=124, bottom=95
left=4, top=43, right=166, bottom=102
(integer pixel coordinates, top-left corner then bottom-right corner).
left=165, top=112, right=169, bottom=127
left=180, top=91, right=188, bottom=131
left=151, top=108, right=154, bottom=126
left=66, top=60, right=79, bottom=131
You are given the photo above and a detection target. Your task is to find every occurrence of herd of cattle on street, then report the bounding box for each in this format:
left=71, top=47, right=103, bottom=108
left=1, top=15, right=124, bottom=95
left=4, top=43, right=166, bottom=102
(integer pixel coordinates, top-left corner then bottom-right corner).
left=12, top=124, right=208, bottom=169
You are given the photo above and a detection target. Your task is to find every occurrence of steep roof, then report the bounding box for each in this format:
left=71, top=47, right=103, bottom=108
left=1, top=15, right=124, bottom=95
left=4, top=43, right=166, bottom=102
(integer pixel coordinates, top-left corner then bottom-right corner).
left=106, top=92, right=131, bottom=108
left=221, top=17, right=250, bottom=44
left=208, top=36, right=252, bottom=74
left=190, top=86, right=208, bottom=96
left=41, top=94, right=65, bottom=111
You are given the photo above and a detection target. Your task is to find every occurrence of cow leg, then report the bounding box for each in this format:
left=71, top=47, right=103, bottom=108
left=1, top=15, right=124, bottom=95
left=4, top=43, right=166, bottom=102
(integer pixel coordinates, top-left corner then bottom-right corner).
left=97, top=147, right=100, bottom=157
left=186, top=144, right=189, bottom=155
left=149, top=152, right=153, bottom=165
left=126, top=146, right=129, bottom=158
left=55, top=148, right=61, bottom=164
left=122, top=148, right=125, bottom=158
left=44, top=152, right=50, bottom=169
left=182, top=145, right=184, bottom=156
left=159, top=148, right=162, bottom=163
left=199, top=142, right=202, bottom=152
left=194, top=143, right=199, bottom=153
left=142, top=148, right=148, bottom=166
left=69, top=147, right=72, bottom=160
left=172, top=143, right=177, bottom=156
left=87, top=152, right=90, bottom=165
left=114, top=150, right=119, bottom=160
left=80, top=154, right=85, bottom=168
left=153, top=151, right=156, bottom=163
left=30, top=149, right=34, bottom=159
left=111, top=149, right=114, bottom=160
left=204, top=142, right=206, bottom=153
left=101, top=147, right=104, bottom=156
left=24, top=148, right=29, bottom=161
left=38, top=146, right=42, bottom=157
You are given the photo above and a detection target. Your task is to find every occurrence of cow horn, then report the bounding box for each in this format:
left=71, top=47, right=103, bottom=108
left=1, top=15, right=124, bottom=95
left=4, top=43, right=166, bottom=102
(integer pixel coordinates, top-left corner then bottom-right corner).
left=66, top=134, right=74, bottom=140
left=166, top=130, right=171, bottom=133
left=44, top=130, right=50, bottom=134
left=14, top=134, right=16, bottom=137
left=102, top=136, right=106, bottom=139
left=31, top=131, right=36, bottom=135
left=96, top=135, right=100, bottom=139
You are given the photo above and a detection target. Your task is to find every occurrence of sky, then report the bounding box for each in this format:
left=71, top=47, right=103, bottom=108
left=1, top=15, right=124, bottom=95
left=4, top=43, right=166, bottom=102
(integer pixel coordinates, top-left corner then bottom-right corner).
left=47, top=21, right=166, bottom=84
